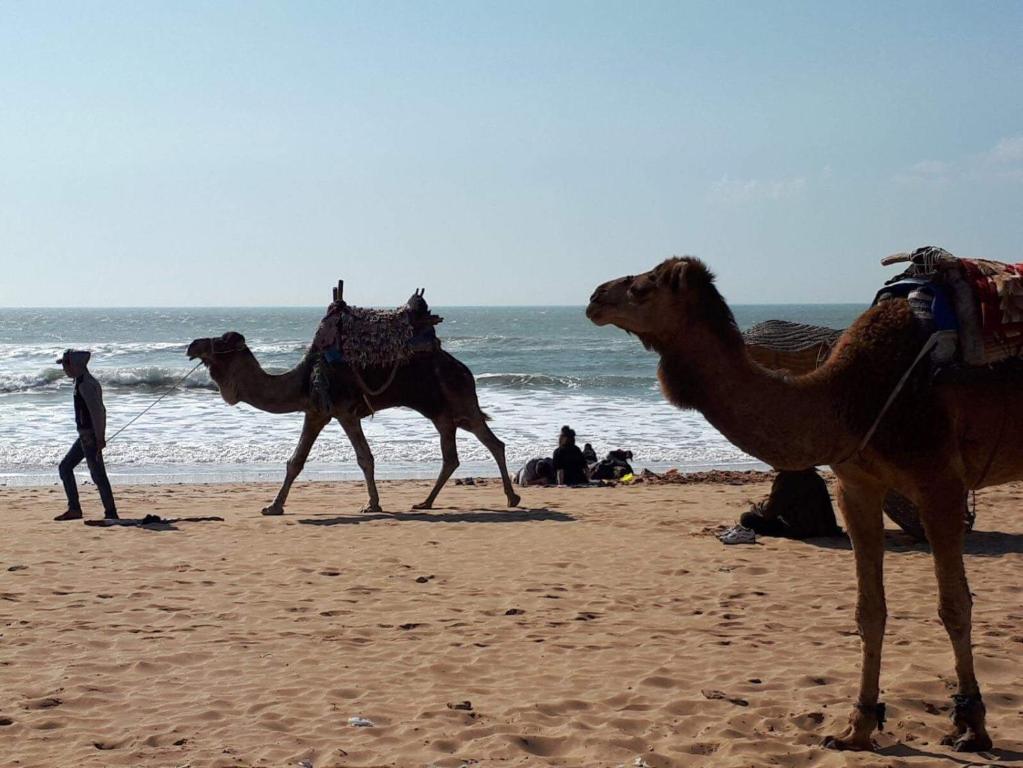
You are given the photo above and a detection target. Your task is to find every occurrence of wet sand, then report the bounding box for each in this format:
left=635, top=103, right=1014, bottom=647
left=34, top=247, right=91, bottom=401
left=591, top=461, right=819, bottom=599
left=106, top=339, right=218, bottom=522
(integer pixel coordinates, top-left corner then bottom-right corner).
left=2, top=478, right=1021, bottom=767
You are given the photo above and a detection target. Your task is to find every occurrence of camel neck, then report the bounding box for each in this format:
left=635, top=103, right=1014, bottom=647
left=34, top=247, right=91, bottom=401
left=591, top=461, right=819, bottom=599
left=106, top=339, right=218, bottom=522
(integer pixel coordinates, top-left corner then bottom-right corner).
left=231, top=353, right=311, bottom=414
left=656, top=334, right=853, bottom=470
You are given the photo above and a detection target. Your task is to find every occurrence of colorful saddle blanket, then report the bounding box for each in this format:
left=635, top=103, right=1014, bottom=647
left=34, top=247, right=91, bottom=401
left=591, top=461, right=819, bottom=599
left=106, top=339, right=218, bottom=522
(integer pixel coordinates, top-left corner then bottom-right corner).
left=312, top=294, right=442, bottom=368
left=877, top=246, right=1023, bottom=365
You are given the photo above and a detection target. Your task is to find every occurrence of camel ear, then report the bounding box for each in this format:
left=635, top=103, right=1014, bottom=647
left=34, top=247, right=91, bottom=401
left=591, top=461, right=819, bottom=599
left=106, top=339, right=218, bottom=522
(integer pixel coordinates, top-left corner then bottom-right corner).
left=658, top=261, right=688, bottom=292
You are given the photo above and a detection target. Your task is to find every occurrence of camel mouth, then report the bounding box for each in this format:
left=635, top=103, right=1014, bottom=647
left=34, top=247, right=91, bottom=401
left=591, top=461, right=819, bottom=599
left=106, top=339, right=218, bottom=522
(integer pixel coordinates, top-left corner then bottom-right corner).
left=585, top=301, right=611, bottom=325
left=186, top=339, right=211, bottom=363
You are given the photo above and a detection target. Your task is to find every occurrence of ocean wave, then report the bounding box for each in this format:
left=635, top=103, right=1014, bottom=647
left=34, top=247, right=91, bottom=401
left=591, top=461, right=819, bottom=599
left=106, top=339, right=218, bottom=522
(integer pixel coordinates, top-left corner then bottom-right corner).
left=475, top=372, right=654, bottom=391
left=0, top=366, right=218, bottom=394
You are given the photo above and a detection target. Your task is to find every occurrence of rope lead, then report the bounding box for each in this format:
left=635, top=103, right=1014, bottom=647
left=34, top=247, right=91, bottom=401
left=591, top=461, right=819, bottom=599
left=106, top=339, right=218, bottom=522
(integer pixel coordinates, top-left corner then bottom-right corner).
left=106, top=360, right=204, bottom=444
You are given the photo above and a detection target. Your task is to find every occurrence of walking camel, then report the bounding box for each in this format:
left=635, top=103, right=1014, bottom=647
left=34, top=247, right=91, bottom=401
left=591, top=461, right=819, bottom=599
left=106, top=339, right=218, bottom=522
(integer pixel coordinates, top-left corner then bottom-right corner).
left=186, top=332, right=521, bottom=514
left=587, top=256, right=1022, bottom=752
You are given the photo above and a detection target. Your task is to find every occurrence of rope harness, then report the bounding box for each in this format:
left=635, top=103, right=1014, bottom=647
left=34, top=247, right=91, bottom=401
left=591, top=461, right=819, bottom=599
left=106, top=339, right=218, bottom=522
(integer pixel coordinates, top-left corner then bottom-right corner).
left=349, top=362, right=401, bottom=416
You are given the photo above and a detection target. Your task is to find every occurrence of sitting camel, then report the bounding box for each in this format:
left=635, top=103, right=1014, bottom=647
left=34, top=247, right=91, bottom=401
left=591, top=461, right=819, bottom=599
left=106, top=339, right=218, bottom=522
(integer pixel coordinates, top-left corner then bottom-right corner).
left=186, top=332, right=520, bottom=514
left=587, top=257, right=1022, bottom=752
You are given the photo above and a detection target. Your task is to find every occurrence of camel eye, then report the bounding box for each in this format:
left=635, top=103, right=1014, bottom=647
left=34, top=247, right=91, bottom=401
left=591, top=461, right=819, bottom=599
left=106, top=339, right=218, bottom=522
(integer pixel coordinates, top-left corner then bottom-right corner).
left=628, top=280, right=653, bottom=300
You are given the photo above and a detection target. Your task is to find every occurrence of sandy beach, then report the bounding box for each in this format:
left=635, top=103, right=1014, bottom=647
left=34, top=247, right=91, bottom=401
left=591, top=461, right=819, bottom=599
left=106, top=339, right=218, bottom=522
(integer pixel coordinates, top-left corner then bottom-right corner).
left=2, top=478, right=1021, bottom=768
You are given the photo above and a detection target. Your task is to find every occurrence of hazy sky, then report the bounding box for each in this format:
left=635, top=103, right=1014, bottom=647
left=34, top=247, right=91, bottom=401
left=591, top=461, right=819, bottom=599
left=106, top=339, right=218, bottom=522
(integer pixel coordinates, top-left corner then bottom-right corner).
left=2, top=1, right=1021, bottom=307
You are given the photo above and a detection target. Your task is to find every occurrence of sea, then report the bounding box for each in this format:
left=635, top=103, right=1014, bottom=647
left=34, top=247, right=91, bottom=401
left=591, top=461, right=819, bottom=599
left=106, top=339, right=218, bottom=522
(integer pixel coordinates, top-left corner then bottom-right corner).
left=0, top=305, right=864, bottom=487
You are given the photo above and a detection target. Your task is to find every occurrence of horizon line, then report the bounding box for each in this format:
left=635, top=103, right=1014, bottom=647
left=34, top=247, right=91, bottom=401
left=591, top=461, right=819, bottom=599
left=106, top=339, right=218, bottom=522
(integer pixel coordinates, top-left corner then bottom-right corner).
left=0, top=301, right=869, bottom=310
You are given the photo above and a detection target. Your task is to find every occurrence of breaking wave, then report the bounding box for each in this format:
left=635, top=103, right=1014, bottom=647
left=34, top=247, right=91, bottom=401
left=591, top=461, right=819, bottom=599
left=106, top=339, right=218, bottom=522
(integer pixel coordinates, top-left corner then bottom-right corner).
left=0, top=366, right=217, bottom=394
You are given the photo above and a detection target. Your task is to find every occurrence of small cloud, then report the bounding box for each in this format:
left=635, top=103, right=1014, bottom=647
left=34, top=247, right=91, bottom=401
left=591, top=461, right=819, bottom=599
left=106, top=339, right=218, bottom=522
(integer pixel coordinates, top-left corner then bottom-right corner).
left=708, top=175, right=806, bottom=203
left=985, top=135, right=1023, bottom=165
left=892, top=159, right=952, bottom=185
left=977, top=135, right=1023, bottom=180
left=895, top=135, right=1023, bottom=185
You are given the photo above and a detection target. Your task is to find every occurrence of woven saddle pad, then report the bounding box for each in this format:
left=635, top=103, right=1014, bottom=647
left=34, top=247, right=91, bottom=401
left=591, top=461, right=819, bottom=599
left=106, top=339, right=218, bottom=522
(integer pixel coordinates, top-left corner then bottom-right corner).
left=340, top=307, right=416, bottom=368
left=742, top=320, right=842, bottom=375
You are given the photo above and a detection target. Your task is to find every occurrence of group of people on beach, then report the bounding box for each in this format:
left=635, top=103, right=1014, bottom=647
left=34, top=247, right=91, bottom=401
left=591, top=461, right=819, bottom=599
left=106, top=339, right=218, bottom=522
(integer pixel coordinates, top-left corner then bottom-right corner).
left=513, top=425, right=634, bottom=487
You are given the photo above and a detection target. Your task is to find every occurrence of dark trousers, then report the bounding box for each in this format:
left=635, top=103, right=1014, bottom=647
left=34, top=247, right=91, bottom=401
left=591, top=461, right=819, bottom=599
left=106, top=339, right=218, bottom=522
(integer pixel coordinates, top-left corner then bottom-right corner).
left=59, top=436, right=116, bottom=514
left=740, top=510, right=789, bottom=537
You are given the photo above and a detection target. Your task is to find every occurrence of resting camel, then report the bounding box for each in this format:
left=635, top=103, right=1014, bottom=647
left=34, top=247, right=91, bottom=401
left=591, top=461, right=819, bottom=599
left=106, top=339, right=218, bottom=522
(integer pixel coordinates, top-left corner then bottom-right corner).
left=186, top=332, right=520, bottom=514
left=587, top=257, right=1023, bottom=752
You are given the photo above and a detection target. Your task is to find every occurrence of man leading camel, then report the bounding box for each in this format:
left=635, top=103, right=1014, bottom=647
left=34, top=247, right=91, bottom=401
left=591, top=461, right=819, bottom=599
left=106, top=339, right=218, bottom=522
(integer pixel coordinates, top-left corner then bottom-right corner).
left=54, top=350, right=118, bottom=521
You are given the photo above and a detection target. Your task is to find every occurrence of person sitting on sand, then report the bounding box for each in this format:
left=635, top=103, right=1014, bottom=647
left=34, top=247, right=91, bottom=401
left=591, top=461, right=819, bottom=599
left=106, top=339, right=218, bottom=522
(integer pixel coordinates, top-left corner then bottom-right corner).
left=552, top=425, right=589, bottom=486
left=739, top=468, right=841, bottom=539
left=515, top=456, right=555, bottom=486
left=582, top=443, right=598, bottom=464
left=55, top=350, right=118, bottom=521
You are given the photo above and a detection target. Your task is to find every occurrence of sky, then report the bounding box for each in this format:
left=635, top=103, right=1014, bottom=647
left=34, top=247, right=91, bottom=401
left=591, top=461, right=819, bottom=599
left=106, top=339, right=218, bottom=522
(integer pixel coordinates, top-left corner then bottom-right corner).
left=1, top=1, right=1021, bottom=307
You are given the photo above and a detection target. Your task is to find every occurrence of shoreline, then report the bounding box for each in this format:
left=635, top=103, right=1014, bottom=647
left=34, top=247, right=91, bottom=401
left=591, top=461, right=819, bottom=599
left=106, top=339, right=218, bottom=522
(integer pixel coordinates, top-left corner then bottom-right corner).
left=0, top=460, right=772, bottom=488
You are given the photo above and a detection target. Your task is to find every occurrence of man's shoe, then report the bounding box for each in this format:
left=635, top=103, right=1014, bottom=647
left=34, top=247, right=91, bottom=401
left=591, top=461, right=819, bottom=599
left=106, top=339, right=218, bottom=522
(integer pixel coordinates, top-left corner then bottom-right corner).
left=54, top=509, right=83, bottom=521
left=104, top=510, right=120, bottom=521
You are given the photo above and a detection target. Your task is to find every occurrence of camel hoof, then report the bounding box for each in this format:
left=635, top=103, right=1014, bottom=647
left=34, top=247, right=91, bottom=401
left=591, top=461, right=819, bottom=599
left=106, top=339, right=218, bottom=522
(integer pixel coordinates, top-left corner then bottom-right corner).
left=507, top=493, right=521, bottom=508
left=261, top=505, right=284, bottom=516
left=822, top=735, right=873, bottom=752
left=412, top=502, right=432, bottom=510
left=360, top=504, right=382, bottom=514
left=942, top=732, right=993, bottom=752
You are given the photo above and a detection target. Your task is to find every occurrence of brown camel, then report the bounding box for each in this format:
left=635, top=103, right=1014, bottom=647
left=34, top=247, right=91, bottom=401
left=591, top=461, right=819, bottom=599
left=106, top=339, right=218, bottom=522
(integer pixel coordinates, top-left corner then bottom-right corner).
left=587, top=257, right=1023, bottom=752
left=186, top=332, right=521, bottom=514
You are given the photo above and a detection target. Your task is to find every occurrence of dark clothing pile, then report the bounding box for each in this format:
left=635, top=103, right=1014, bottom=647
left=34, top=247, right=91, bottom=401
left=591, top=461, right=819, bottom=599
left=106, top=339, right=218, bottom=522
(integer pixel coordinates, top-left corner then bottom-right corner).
left=739, top=469, right=841, bottom=539
left=589, top=449, right=634, bottom=480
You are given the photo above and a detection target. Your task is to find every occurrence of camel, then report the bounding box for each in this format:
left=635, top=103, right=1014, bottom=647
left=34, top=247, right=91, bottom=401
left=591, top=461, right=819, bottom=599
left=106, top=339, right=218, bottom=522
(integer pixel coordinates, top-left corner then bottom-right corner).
left=587, top=257, right=1023, bottom=752
left=186, top=332, right=521, bottom=514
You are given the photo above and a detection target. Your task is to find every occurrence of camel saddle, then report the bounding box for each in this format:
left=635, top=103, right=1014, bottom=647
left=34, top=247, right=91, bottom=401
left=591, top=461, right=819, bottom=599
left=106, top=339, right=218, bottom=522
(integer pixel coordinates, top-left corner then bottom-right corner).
left=313, top=290, right=443, bottom=368
left=877, top=245, right=1023, bottom=367
left=743, top=320, right=842, bottom=375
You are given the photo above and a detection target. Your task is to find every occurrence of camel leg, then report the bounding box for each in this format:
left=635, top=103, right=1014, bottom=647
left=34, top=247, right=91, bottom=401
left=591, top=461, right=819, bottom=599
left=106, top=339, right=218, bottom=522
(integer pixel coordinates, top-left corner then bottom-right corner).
left=467, top=420, right=520, bottom=507
left=338, top=416, right=382, bottom=513
left=919, top=491, right=993, bottom=752
left=262, top=412, right=329, bottom=515
left=824, top=477, right=887, bottom=751
left=413, top=418, right=459, bottom=510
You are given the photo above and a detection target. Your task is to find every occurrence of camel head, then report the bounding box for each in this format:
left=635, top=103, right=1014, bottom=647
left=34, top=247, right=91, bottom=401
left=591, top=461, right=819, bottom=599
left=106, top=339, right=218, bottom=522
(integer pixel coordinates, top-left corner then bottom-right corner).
left=186, top=331, right=249, bottom=405
left=586, top=257, right=739, bottom=353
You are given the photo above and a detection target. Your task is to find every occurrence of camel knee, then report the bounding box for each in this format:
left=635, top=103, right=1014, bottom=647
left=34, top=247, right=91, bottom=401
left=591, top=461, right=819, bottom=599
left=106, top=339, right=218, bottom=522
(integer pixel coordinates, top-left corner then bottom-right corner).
left=938, top=601, right=972, bottom=636
left=855, top=600, right=887, bottom=639
left=286, top=457, right=305, bottom=476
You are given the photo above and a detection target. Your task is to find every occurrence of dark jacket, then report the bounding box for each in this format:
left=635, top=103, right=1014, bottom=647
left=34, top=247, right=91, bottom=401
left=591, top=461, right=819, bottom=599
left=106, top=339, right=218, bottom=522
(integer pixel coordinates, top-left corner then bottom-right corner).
left=66, top=351, right=106, bottom=445
left=552, top=444, right=589, bottom=485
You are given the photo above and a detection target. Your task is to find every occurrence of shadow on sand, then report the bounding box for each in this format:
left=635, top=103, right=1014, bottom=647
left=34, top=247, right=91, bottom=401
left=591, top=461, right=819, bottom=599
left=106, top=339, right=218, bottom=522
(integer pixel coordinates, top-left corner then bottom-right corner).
left=83, top=516, right=224, bottom=532
left=878, top=742, right=1023, bottom=766
left=804, top=529, right=1023, bottom=557
left=297, top=507, right=572, bottom=526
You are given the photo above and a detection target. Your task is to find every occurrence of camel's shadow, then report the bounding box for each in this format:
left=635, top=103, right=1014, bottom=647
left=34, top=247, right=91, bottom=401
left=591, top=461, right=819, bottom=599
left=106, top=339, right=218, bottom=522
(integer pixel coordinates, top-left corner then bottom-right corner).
left=805, top=529, right=1023, bottom=557
left=297, top=507, right=572, bottom=526
left=878, top=742, right=1023, bottom=765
